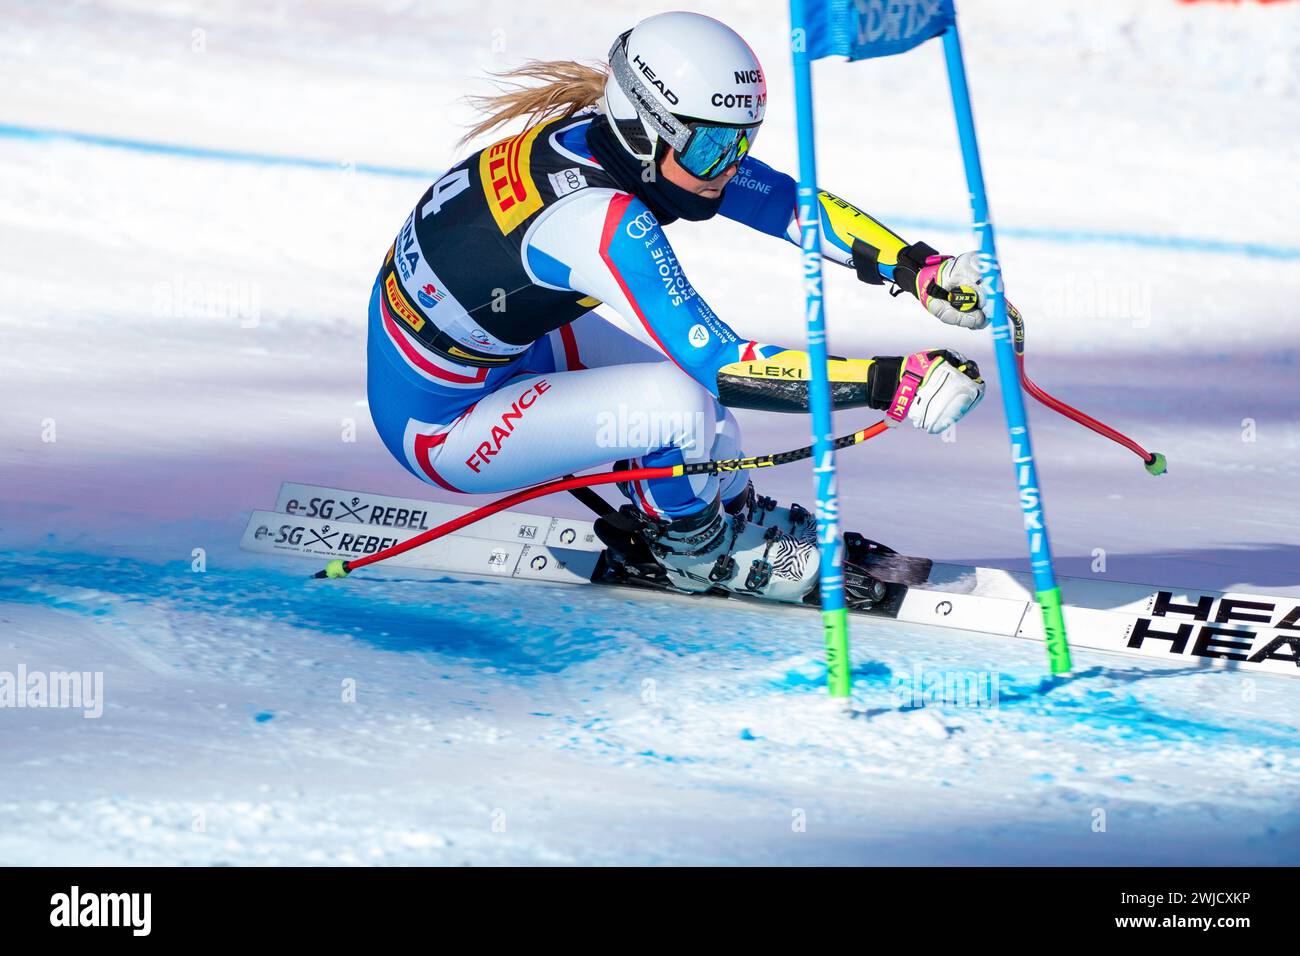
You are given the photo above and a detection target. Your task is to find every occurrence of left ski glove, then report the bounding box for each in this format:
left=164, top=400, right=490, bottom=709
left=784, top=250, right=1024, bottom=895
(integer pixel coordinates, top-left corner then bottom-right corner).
left=892, top=243, right=991, bottom=330
left=869, top=349, right=985, bottom=434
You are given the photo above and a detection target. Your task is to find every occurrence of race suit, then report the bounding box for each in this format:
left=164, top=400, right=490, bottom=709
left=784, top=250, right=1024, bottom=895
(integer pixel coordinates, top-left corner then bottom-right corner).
left=367, top=114, right=912, bottom=518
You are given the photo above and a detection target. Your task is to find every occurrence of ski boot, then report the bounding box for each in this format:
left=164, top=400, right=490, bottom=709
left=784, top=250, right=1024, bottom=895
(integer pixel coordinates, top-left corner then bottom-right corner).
left=594, top=479, right=933, bottom=609
left=595, top=484, right=820, bottom=604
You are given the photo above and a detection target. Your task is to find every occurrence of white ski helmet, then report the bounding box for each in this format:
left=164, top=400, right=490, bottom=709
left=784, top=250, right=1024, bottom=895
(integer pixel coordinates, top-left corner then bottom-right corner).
left=602, top=11, right=766, bottom=179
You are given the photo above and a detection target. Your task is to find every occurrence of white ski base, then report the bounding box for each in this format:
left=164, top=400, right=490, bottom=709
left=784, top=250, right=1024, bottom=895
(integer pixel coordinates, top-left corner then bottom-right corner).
left=239, top=482, right=1300, bottom=680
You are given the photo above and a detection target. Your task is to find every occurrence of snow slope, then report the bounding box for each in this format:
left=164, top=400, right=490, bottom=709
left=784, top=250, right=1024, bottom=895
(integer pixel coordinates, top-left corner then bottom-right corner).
left=1, top=0, right=1297, bottom=865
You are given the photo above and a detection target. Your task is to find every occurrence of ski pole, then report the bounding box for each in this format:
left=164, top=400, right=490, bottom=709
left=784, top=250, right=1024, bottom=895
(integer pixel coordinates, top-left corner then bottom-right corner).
left=941, top=22, right=1071, bottom=675
left=1005, top=303, right=1167, bottom=475
left=315, top=421, right=890, bottom=579
left=926, top=284, right=1166, bottom=475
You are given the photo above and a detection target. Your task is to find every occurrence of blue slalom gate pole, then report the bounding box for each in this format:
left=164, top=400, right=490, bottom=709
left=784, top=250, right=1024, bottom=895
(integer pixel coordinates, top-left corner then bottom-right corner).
left=940, top=24, right=1072, bottom=674
left=789, top=0, right=851, bottom=697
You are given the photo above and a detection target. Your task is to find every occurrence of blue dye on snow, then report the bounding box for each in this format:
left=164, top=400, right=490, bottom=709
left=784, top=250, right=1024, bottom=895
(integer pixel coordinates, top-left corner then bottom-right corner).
left=638, top=750, right=686, bottom=764
left=3, top=549, right=1298, bottom=760
left=0, top=550, right=618, bottom=676
left=851, top=660, right=894, bottom=681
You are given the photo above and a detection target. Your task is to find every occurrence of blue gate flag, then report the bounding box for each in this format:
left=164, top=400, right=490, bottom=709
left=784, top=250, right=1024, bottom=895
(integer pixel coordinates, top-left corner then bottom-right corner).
left=804, top=0, right=955, bottom=61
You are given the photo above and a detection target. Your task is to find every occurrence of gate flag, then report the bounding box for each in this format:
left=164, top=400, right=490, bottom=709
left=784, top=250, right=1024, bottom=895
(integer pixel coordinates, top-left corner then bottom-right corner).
left=804, top=0, right=955, bottom=61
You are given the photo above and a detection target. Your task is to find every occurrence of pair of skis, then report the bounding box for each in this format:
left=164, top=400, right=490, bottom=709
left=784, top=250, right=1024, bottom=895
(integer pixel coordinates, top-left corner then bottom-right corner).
left=240, top=478, right=924, bottom=618
left=240, top=481, right=1300, bottom=679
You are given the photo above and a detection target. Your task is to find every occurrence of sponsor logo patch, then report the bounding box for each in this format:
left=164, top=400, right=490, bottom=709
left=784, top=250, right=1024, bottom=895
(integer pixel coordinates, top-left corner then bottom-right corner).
left=384, top=272, right=425, bottom=332
left=396, top=214, right=421, bottom=281
left=480, top=124, right=545, bottom=234
left=547, top=166, right=588, bottom=198
left=625, top=209, right=658, bottom=240
left=416, top=282, right=445, bottom=309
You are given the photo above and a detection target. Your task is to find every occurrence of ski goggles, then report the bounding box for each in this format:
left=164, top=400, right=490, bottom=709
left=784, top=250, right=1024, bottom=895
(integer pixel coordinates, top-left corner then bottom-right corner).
left=674, top=122, right=757, bottom=180
left=608, top=32, right=760, bottom=180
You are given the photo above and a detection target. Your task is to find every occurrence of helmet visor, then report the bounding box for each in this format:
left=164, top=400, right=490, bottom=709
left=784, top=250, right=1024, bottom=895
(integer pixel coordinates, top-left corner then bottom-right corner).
left=676, top=123, right=757, bottom=180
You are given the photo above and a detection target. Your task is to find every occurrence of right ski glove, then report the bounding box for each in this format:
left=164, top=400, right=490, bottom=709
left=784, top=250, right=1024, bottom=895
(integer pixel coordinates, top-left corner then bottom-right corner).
left=891, top=243, right=995, bottom=331
left=868, top=349, right=985, bottom=434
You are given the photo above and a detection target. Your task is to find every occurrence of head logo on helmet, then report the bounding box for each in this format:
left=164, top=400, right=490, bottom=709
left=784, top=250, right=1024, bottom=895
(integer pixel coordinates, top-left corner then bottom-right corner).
left=602, top=12, right=766, bottom=180
left=631, top=53, right=680, bottom=105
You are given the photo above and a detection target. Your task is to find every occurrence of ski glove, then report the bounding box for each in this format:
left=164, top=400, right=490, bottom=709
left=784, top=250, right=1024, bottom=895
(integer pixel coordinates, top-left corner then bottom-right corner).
left=716, top=347, right=980, bottom=430
left=869, top=349, right=985, bottom=434
left=892, top=242, right=991, bottom=330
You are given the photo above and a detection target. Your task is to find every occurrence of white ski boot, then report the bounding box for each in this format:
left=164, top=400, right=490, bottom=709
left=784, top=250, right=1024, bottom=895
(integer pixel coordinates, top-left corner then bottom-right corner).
left=635, top=486, right=820, bottom=603
left=594, top=479, right=932, bottom=607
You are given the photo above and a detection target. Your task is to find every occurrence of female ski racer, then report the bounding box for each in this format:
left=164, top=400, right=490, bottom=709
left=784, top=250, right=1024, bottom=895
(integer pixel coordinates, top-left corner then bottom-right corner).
left=367, top=11, right=991, bottom=604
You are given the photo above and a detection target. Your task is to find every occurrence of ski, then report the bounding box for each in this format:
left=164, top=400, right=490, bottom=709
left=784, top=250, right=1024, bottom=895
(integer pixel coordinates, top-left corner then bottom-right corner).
left=241, top=507, right=601, bottom=585
left=272, top=481, right=595, bottom=552
left=240, top=483, right=1300, bottom=679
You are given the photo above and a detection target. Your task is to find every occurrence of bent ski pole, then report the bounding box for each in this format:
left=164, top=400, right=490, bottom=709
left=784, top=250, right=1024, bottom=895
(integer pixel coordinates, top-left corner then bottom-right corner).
left=927, top=282, right=1166, bottom=475
left=1006, top=304, right=1167, bottom=475
left=315, top=421, right=890, bottom=579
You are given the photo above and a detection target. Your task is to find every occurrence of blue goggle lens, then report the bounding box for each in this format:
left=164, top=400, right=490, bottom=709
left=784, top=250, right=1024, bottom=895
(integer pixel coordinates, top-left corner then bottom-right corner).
left=677, top=125, right=755, bottom=180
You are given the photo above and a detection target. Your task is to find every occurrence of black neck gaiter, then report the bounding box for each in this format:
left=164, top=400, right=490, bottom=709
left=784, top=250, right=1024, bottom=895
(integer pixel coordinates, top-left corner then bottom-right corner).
left=585, top=115, right=725, bottom=225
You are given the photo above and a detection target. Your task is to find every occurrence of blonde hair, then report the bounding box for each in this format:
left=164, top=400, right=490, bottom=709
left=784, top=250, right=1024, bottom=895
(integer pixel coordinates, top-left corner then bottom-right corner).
left=462, top=60, right=609, bottom=145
